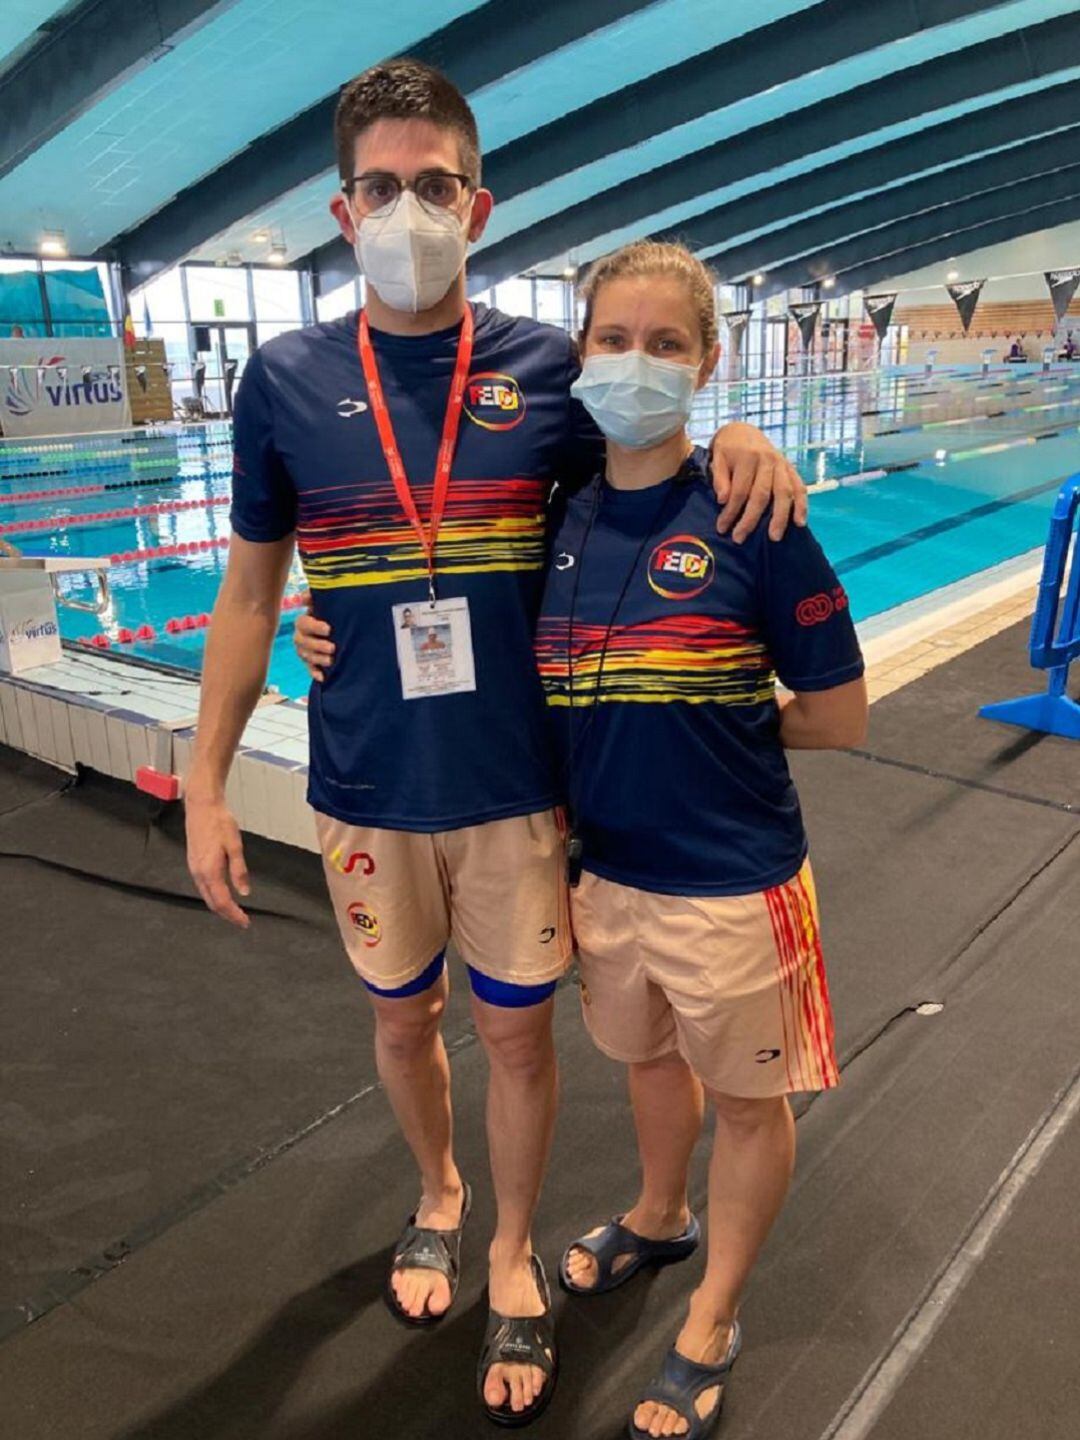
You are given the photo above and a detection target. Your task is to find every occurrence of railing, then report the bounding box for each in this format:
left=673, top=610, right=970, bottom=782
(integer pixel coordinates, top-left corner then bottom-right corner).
left=979, top=473, right=1080, bottom=741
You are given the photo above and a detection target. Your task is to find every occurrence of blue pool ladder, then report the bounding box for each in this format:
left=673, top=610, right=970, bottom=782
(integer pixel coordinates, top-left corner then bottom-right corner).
left=979, top=473, right=1080, bottom=740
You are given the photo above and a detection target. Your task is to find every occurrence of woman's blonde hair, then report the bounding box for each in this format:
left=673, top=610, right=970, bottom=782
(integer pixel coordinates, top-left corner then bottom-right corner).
left=578, top=241, right=718, bottom=355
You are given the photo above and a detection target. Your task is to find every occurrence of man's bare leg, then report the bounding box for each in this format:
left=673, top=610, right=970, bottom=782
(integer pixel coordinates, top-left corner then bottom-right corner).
left=370, top=972, right=465, bottom=1319
left=472, top=993, right=559, bottom=1417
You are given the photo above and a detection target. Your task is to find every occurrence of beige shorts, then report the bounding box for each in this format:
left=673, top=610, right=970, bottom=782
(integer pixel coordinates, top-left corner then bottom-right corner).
left=570, top=860, right=839, bottom=1098
left=315, top=808, right=573, bottom=991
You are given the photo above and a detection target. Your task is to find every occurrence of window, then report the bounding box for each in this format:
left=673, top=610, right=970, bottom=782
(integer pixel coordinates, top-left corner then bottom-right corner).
left=535, top=278, right=570, bottom=329
left=133, top=265, right=186, bottom=328
left=494, top=278, right=533, bottom=319
left=0, top=257, right=46, bottom=337
left=184, top=265, right=250, bottom=322
left=316, top=277, right=359, bottom=323
left=252, top=267, right=303, bottom=345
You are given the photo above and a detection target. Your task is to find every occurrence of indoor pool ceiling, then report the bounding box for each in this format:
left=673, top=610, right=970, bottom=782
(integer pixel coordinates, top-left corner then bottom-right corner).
left=1, top=0, right=1078, bottom=300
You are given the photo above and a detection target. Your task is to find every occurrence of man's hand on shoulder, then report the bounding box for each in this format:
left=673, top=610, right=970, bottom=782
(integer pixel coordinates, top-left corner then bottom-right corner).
left=709, top=421, right=808, bottom=544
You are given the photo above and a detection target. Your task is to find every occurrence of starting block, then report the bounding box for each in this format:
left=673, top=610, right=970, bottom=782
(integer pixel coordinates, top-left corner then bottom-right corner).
left=979, top=473, right=1080, bottom=740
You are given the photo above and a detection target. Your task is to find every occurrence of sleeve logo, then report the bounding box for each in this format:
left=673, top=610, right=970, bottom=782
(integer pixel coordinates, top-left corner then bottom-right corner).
left=464, top=372, right=526, bottom=431
left=647, top=535, right=715, bottom=599
left=796, top=586, right=849, bottom=626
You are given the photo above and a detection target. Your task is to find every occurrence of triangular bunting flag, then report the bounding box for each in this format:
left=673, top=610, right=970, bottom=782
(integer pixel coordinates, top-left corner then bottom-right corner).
left=1044, top=268, right=1080, bottom=324
left=723, top=309, right=752, bottom=344
left=946, top=279, right=985, bottom=333
left=864, top=293, right=897, bottom=342
left=789, top=301, right=822, bottom=348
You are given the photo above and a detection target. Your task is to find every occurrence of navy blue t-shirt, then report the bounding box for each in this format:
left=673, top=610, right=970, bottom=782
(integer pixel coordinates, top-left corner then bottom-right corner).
left=536, top=448, right=864, bottom=895
left=230, top=304, right=602, bottom=830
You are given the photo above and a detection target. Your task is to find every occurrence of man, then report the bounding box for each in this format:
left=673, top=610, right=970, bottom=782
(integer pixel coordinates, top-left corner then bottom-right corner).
left=185, top=57, right=806, bottom=1425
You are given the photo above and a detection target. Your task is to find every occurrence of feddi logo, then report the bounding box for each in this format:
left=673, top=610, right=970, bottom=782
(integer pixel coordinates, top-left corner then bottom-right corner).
left=464, top=372, right=526, bottom=431
left=647, top=534, right=715, bottom=600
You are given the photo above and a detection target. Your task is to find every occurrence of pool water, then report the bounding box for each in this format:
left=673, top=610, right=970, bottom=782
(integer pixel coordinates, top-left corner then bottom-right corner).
left=2, top=365, right=1078, bottom=701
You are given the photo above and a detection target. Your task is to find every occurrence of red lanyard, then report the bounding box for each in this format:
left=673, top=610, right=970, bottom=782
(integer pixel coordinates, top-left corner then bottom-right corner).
left=357, top=304, right=474, bottom=602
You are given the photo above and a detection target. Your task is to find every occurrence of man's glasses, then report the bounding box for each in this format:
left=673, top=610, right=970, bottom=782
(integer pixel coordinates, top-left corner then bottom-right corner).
left=343, top=170, right=473, bottom=219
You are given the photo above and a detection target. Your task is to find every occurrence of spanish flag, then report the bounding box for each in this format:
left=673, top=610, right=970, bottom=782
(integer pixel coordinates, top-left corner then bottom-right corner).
left=123, top=313, right=136, bottom=350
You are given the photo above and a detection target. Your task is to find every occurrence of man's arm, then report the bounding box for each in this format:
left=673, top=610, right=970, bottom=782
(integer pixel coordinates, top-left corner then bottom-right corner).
left=779, top=677, right=868, bottom=750
left=185, top=533, right=294, bottom=927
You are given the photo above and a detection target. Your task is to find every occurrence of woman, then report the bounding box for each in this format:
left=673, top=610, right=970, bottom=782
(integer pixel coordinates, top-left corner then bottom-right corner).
left=294, top=243, right=867, bottom=1438
left=532, top=242, right=865, bottom=1439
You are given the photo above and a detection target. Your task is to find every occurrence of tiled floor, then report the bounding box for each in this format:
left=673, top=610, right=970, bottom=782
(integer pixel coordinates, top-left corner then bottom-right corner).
left=0, top=651, right=318, bottom=851
left=864, top=589, right=1037, bottom=704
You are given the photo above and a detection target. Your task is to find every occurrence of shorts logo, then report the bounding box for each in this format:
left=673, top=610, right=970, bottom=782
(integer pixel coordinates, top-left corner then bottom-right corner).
left=647, top=535, right=715, bottom=600
left=796, top=586, right=849, bottom=627
left=755, top=1048, right=782, bottom=1064
left=464, top=372, right=526, bottom=431
left=539, top=926, right=556, bottom=944
left=330, top=847, right=375, bottom=876
left=347, top=902, right=381, bottom=947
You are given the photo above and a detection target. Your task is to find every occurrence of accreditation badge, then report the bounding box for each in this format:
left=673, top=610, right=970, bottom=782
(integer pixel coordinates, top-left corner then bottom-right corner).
left=392, top=597, right=477, bottom=700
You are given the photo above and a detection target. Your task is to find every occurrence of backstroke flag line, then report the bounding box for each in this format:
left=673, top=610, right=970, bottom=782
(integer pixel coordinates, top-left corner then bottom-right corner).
left=789, top=301, right=822, bottom=347
left=723, top=310, right=752, bottom=346
left=1045, top=268, right=1080, bottom=324
left=864, top=293, right=897, bottom=342
left=946, top=279, right=986, bottom=333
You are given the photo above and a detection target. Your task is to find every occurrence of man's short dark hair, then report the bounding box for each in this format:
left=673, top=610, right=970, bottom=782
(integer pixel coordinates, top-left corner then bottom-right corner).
left=335, top=58, right=481, bottom=186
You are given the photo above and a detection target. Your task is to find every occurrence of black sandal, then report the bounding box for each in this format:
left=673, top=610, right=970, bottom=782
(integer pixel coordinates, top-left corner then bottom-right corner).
left=628, top=1322, right=742, bottom=1440
left=477, top=1255, right=558, bottom=1427
left=384, top=1183, right=472, bottom=1328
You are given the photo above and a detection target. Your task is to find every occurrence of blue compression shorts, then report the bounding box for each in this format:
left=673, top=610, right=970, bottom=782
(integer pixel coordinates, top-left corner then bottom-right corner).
left=362, top=952, right=557, bottom=1007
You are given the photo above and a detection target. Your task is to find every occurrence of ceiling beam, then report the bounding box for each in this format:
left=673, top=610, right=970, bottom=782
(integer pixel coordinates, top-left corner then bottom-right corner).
left=649, top=79, right=1080, bottom=264
left=467, top=10, right=1080, bottom=288
left=481, top=0, right=1005, bottom=208
left=0, top=0, right=243, bottom=181
left=748, top=163, right=1080, bottom=297
left=108, top=0, right=658, bottom=285
left=829, top=192, right=1080, bottom=300
left=707, top=129, right=1080, bottom=284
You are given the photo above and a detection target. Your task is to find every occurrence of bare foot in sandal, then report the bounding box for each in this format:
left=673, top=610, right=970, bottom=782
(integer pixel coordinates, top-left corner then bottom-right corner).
left=389, top=1179, right=468, bottom=1321
left=633, top=1299, right=738, bottom=1438
left=564, top=1199, right=693, bottom=1292
left=481, top=1245, right=554, bottom=1417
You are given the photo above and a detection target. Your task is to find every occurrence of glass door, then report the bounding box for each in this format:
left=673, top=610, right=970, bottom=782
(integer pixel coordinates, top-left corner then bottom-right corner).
left=191, top=321, right=255, bottom=415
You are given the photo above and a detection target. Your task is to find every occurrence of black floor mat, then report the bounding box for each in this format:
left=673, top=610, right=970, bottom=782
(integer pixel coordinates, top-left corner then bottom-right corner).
left=2, top=618, right=1080, bottom=1440
left=868, top=1107, right=1080, bottom=1440
left=0, top=834, right=1076, bottom=1440
left=0, top=758, right=477, bottom=1327
left=860, top=620, right=1080, bottom=810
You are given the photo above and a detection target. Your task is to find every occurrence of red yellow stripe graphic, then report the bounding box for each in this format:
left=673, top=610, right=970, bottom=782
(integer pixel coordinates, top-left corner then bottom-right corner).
left=534, top=613, right=776, bottom=707
left=764, top=865, right=839, bottom=1091
left=297, top=477, right=546, bottom=589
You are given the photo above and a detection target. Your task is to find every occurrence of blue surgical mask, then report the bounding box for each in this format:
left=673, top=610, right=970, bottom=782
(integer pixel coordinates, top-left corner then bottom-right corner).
left=570, top=350, right=698, bottom=449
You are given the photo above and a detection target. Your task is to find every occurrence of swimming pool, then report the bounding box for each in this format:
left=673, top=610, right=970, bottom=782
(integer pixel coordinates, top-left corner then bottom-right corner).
left=2, top=364, right=1078, bottom=702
